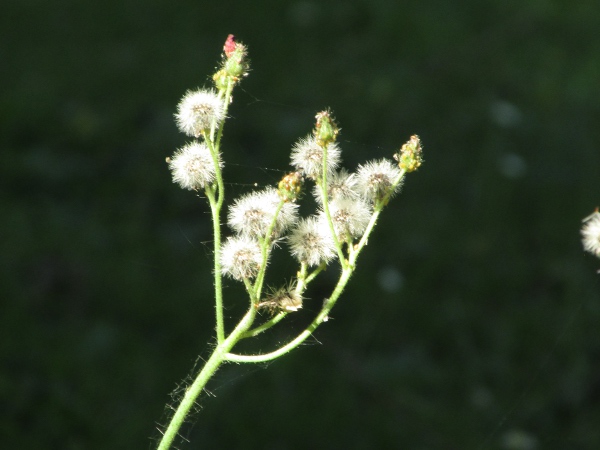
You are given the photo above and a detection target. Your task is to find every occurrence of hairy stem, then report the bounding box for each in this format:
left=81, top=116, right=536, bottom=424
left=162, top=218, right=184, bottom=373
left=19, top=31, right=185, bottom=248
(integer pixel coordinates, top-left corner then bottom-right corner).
left=225, top=266, right=353, bottom=363
left=157, top=306, right=257, bottom=450
left=319, top=143, right=346, bottom=266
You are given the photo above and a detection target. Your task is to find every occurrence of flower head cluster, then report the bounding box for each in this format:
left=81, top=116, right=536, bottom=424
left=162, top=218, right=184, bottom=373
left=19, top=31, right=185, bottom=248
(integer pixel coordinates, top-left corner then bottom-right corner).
left=175, top=88, right=225, bottom=138
left=168, top=142, right=219, bottom=190
left=291, top=135, right=342, bottom=180
left=221, top=235, right=263, bottom=280
left=355, top=159, right=402, bottom=203
left=228, top=187, right=299, bottom=239
left=582, top=210, right=600, bottom=257
left=287, top=217, right=337, bottom=266
left=321, top=197, right=371, bottom=241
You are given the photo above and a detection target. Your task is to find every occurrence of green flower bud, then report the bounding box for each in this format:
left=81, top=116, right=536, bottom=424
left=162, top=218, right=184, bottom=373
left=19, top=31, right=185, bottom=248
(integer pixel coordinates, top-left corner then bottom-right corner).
left=395, top=135, right=423, bottom=172
left=213, top=69, right=229, bottom=91
left=278, top=171, right=304, bottom=202
left=314, top=110, right=339, bottom=147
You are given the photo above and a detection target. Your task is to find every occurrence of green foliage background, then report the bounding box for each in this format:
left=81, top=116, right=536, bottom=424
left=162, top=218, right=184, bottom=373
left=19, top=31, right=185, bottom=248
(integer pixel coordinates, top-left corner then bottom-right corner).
left=2, top=0, right=600, bottom=448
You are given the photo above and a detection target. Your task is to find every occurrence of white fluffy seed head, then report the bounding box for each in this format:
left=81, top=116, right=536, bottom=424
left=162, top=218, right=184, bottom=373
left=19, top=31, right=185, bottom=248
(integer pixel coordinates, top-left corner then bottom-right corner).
left=287, top=216, right=337, bottom=266
left=355, top=159, right=402, bottom=202
left=168, top=141, right=219, bottom=190
left=227, top=187, right=299, bottom=239
left=220, top=235, right=263, bottom=280
left=290, top=135, right=342, bottom=180
left=313, top=168, right=358, bottom=205
left=320, top=197, right=372, bottom=241
left=582, top=211, right=600, bottom=257
left=175, top=89, right=225, bottom=137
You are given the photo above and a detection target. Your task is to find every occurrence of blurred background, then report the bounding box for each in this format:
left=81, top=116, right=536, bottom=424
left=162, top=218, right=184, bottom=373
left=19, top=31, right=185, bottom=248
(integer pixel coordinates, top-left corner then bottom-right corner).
left=2, top=0, right=600, bottom=448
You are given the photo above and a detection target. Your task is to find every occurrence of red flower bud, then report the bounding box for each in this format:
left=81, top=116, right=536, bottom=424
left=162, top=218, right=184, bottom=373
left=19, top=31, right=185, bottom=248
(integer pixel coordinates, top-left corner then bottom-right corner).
left=224, top=34, right=236, bottom=58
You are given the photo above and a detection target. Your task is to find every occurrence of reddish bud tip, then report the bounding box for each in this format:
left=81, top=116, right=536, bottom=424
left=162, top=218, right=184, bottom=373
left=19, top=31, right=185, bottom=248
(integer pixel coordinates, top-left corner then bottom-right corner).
left=224, top=34, right=236, bottom=58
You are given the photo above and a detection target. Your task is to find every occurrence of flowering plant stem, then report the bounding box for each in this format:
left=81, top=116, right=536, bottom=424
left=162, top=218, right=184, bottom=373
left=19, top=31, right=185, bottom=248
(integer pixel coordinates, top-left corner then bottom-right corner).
left=159, top=35, right=423, bottom=449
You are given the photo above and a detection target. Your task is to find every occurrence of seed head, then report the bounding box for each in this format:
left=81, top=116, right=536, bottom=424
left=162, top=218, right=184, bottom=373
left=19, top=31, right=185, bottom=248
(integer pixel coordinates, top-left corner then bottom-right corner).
left=290, top=135, right=342, bottom=180
left=320, top=197, right=371, bottom=241
left=582, top=210, right=600, bottom=257
left=228, top=187, right=299, bottom=239
left=313, top=168, right=358, bottom=205
left=287, top=216, right=337, bottom=266
left=355, top=159, right=402, bottom=203
left=221, top=236, right=263, bottom=280
left=175, top=88, right=225, bottom=138
left=168, top=141, right=219, bottom=190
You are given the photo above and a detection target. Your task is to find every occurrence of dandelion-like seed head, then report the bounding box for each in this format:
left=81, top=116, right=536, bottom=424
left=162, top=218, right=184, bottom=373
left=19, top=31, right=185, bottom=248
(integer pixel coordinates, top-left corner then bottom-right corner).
left=168, top=142, right=219, bottom=190
left=356, top=159, right=402, bottom=203
left=581, top=211, right=600, bottom=257
left=228, top=187, right=299, bottom=239
left=321, top=197, right=371, bottom=241
left=287, top=216, right=337, bottom=266
left=175, top=89, right=225, bottom=138
left=313, top=169, right=358, bottom=205
left=221, top=236, right=263, bottom=280
left=290, top=135, right=341, bottom=180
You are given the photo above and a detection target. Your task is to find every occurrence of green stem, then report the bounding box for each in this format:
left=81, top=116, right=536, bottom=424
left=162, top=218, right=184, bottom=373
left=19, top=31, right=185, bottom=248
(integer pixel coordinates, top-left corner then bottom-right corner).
left=305, top=263, right=326, bottom=284
left=319, top=143, right=346, bottom=266
left=253, top=200, right=285, bottom=300
left=157, top=306, right=257, bottom=450
left=241, top=311, right=288, bottom=338
left=226, top=266, right=353, bottom=363
left=352, top=169, right=406, bottom=260
left=205, top=186, right=225, bottom=343
left=204, top=79, right=237, bottom=343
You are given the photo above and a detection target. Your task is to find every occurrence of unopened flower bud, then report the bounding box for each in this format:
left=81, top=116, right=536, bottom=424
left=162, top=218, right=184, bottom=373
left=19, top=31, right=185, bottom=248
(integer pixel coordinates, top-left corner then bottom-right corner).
left=278, top=172, right=303, bottom=202
left=395, top=135, right=423, bottom=172
left=223, top=42, right=248, bottom=79
left=213, top=35, right=250, bottom=89
left=213, top=69, right=229, bottom=91
left=314, top=110, right=339, bottom=147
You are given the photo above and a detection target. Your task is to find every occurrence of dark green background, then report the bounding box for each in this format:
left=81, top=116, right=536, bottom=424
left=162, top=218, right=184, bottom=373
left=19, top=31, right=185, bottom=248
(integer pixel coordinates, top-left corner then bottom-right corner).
left=3, top=0, right=600, bottom=448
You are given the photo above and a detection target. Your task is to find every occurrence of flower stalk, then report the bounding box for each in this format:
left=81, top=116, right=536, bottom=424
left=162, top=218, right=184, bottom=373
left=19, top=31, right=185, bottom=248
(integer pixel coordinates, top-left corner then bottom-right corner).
left=159, top=35, right=423, bottom=449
